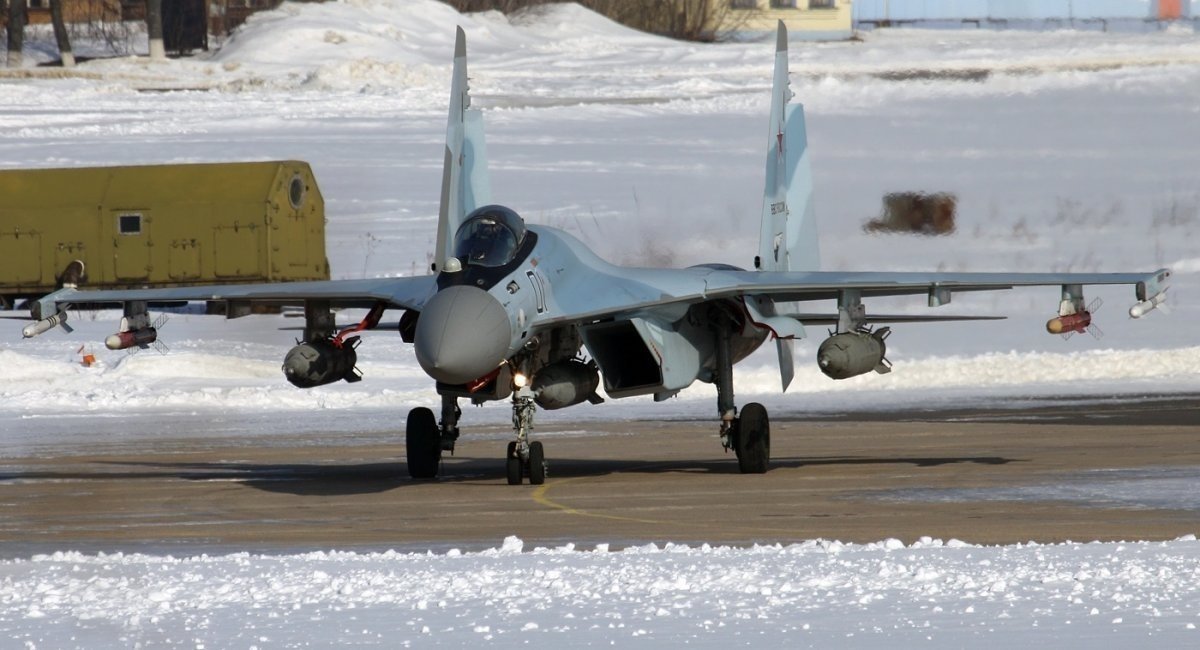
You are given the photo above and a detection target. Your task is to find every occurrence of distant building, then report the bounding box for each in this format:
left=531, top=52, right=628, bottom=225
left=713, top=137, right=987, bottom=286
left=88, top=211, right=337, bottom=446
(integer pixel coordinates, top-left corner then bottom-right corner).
left=7, top=0, right=121, bottom=27
left=2, top=1, right=284, bottom=41
left=854, top=0, right=1193, bottom=27
left=121, top=0, right=285, bottom=40
left=718, top=0, right=856, bottom=41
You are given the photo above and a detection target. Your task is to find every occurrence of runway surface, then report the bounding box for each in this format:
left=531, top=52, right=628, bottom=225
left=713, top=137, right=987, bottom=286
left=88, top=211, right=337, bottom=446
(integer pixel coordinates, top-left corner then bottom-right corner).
left=1, top=395, right=1198, bottom=554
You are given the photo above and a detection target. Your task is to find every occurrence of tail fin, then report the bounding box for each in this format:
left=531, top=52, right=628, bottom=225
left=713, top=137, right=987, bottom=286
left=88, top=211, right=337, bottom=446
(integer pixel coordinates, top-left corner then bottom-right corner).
left=433, top=26, right=492, bottom=274
left=756, top=21, right=819, bottom=275
left=756, top=22, right=818, bottom=392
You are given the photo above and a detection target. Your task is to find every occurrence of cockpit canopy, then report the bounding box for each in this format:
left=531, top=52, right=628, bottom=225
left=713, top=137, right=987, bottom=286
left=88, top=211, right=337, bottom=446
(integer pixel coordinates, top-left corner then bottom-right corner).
left=453, top=205, right=526, bottom=268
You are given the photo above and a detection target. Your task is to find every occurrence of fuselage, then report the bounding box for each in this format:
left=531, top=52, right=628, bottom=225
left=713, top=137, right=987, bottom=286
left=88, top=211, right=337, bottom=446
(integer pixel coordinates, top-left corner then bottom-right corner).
left=413, top=218, right=769, bottom=402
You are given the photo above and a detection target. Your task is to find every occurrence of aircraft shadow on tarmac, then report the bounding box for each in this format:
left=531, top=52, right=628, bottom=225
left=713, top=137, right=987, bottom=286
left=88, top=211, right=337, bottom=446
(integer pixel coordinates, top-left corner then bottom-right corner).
left=1, top=453, right=1028, bottom=497
left=542, top=455, right=1019, bottom=478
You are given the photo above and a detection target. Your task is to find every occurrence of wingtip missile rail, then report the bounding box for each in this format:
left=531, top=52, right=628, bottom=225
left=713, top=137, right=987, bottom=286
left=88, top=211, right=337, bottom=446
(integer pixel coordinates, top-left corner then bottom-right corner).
left=1129, top=289, right=1168, bottom=319
left=1131, top=270, right=1172, bottom=319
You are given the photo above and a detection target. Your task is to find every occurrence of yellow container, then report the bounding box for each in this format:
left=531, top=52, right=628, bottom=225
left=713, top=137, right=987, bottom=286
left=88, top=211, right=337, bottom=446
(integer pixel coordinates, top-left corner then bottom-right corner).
left=0, top=161, right=329, bottom=307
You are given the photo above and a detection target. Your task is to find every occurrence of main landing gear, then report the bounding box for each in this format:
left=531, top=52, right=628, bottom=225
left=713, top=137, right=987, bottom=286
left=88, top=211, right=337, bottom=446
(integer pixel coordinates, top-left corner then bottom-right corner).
left=715, top=327, right=771, bottom=474
left=407, top=323, right=769, bottom=480
left=405, top=395, right=462, bottom=479
left=405, top=389, right=548, bottom=485
left=506, top=385, right=547, bottom=485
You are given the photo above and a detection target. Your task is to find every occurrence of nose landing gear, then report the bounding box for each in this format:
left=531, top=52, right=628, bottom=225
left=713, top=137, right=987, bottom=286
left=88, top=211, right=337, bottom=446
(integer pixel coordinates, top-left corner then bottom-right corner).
left=506, top=386, right=547, bottom=485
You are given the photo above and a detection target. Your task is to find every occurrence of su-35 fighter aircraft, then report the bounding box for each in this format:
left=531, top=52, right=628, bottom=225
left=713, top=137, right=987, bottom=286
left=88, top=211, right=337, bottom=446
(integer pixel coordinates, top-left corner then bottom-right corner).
left=23, top=24, right=1170, bottom=485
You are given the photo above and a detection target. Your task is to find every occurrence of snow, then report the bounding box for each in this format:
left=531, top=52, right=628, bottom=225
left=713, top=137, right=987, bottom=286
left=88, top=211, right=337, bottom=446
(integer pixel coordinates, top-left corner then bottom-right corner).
left=4, top=536, right=1200, bottom=647
left=1, top=0, right=1199, bottom=644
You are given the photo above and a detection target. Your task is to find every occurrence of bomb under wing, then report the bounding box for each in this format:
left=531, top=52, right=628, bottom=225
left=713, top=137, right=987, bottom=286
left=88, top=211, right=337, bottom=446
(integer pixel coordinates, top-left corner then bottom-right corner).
left=105, top=327, right=158, bottom=351
left=282, top=338, right=362, bottom=389
left=1046, top=311, right=1092, bottom=335
left=532, top=359, right=603, bottom=410
left=817, top=328, right=892, bottom=380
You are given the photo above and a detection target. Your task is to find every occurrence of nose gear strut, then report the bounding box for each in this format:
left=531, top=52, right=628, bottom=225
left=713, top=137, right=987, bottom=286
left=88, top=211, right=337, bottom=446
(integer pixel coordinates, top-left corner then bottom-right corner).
left=506, top=384, right=547, bottom=485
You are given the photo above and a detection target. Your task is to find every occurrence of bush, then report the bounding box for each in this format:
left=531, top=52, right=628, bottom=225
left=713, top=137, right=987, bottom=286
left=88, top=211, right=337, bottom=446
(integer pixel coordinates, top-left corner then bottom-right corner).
left=442, top=0, right=754, bottom=42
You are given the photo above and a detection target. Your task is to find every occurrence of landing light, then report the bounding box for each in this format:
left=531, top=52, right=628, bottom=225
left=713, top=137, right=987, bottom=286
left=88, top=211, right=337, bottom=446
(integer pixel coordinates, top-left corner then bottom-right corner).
left=513, top=372, right=529, bottom=388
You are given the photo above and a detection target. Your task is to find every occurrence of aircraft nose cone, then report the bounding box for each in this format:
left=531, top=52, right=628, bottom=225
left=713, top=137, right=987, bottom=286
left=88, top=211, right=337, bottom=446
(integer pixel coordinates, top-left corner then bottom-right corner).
left=414, top=285, right=513, bottom=385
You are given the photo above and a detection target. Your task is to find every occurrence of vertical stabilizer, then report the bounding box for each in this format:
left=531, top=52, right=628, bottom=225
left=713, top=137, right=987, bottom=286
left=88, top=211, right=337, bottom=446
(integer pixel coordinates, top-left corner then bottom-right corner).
left=756, top=22, right=818, bottom=391
left=757, top=21, right=819, bottom=275
left=434, top=26, right=492, bottom=273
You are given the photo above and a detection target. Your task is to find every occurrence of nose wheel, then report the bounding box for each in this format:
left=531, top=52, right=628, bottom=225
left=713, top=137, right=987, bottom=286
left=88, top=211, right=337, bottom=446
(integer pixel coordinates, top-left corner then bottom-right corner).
left=506, top=440, right=546, bottom=486
left=505, top=387, right=547, bottom=485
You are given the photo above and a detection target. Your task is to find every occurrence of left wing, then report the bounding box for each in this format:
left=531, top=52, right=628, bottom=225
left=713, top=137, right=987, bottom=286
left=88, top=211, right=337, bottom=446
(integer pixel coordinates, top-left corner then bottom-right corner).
left=533, top=266, right=1172, bottom=332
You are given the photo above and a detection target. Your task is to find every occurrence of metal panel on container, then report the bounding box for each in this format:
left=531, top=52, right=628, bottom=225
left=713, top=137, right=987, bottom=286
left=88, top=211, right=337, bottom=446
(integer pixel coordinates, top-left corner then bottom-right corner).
left=214, top=221, right=263, bottom=279
left=168, top=239, right=201, bottom=280
left=111, top=210, right=152, bottom=281
left=0, top=231, right=41, bottom=284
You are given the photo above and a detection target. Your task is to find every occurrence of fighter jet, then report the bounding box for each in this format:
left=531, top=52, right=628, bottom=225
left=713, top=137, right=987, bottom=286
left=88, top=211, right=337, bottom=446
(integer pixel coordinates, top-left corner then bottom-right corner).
left=23, top=23, right=1170, bottom=485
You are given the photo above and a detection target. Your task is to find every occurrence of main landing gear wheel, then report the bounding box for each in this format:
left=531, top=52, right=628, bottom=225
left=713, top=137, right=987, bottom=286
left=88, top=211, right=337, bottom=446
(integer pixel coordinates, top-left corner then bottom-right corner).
left=506, top=441, right=522, bottom=485
left=527, top=441, right=546, bottom=485
left=406, top=407, right=441, bottom=479
left=735, top=402, right=770, bottom=474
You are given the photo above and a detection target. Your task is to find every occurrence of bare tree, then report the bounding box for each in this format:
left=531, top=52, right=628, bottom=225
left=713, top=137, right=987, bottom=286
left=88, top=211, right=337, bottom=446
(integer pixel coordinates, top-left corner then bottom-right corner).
left=50, top=0, right=75, bottom=67
left=442, top=0, right=757, bottom=42
left=590, top=0, right=756, bottom=41
left=76, top=0, right=136, bottom=57
left=6, top=0, right=24, bottom=67
left=147, top=0, right=165, bottom=60
left=444, top=0, right=555, bottom=12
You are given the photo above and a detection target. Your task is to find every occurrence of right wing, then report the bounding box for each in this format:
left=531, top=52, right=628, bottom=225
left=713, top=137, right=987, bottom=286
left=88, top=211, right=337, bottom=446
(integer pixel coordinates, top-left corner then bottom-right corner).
left=26, top=275, right=436, bottom=329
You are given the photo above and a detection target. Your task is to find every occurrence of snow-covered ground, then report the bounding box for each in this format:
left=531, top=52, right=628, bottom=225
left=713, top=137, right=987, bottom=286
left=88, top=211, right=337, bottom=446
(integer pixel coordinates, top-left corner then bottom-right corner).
left=2, top=0, right=1199, bottom=645
left=5, top=535, right=1200, bottom=648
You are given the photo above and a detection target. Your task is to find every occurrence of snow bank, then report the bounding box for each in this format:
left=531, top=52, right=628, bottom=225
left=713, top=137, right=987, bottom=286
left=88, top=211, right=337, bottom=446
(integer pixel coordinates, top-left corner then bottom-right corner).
left=3, top=536, right=1200, bottom=647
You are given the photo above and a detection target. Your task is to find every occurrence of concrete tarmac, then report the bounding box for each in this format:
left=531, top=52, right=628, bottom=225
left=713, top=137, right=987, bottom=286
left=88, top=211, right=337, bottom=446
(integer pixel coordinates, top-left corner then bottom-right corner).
left=2, top=395, right=1198, bottom=553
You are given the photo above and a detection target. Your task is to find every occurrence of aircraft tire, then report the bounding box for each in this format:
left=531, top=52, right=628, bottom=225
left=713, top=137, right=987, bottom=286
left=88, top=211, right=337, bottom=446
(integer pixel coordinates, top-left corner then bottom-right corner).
left=406, top=407, right=441, bottom=479
left=528, top=441, right=546, bottom=485
left=506, top=441, right=522, bottom=485
left=736, top=402, right=770, bottom=474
